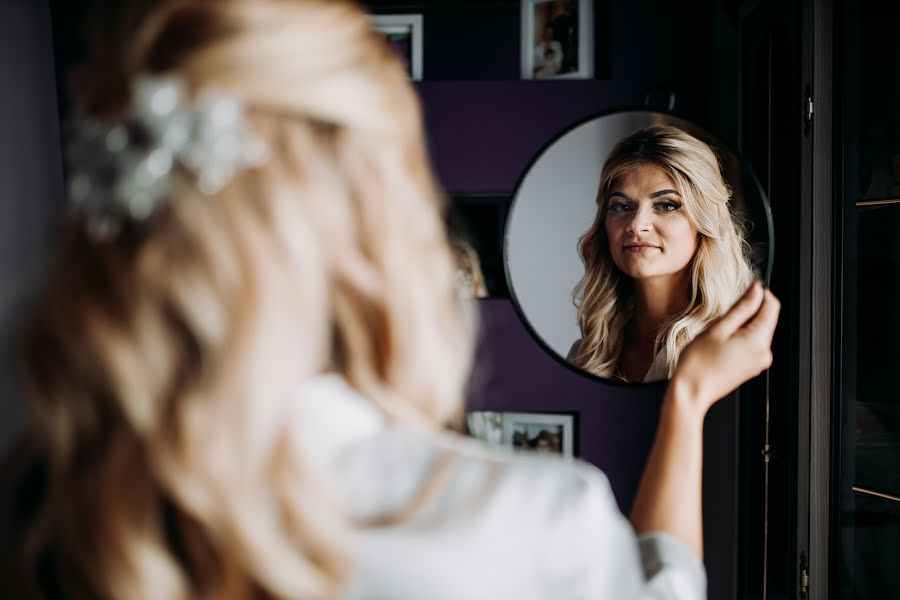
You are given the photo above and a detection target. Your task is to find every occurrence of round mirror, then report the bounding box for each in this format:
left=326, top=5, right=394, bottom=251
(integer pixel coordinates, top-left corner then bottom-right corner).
left=504, top=110, right=773, bottom=384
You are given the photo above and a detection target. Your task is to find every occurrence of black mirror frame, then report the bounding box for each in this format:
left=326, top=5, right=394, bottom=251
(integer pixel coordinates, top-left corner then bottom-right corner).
left=502, top=106, right=775, bottom=387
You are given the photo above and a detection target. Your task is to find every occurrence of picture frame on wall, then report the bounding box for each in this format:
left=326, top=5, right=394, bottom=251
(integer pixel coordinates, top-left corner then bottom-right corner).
left=467, top=411, right=577, bottom=458
left=370, top=14, right=423, bottom=80
left=521, top=0, right=593, bottom=79
left=448, top=194, right=510, bottom=299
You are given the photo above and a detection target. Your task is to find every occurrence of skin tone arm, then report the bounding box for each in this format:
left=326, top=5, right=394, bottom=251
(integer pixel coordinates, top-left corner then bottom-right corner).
left=629, top=280, right=781, bottom=556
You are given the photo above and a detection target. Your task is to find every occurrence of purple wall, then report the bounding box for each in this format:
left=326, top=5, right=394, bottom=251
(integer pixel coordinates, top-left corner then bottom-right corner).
left=417, top=80, right=642, bottom=194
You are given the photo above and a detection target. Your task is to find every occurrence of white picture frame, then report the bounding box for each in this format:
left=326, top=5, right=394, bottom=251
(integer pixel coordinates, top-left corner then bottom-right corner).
left=521, top=0, right=593, bottom=79
left=467, top=411, right=576, bottom=458
left=371, top=14, right=424, bottom=81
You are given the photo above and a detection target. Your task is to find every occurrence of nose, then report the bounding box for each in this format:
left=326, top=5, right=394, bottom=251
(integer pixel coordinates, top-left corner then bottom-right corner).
left=624, top=204, right=654, bottom=233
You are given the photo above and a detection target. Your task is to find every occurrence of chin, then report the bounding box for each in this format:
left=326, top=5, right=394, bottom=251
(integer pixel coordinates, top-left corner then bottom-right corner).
left=626, top=270, right=665, bottom=280
left=617, top=263, right=685, bottom=280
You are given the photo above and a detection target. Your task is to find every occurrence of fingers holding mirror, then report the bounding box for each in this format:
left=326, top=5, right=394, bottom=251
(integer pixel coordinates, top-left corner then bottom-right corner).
left=504, top=110, right=774, bottom=384
left=672, top=283, right=781, bottom=410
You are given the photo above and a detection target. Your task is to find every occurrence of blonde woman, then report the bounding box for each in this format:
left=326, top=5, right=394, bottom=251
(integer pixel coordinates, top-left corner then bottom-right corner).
left=0, top=1, right=778, bottom=598
left=568, top=125, right=756, bottom=382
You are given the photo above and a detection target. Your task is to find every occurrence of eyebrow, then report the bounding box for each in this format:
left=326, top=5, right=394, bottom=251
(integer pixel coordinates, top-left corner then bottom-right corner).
left=608, top=189, right=681, bottom=201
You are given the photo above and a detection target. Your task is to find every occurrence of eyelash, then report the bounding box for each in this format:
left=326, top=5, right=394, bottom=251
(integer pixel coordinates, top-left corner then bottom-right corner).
left=655, top=201, right=681, bottom=212
left=607, top=200, right=682, bottom=213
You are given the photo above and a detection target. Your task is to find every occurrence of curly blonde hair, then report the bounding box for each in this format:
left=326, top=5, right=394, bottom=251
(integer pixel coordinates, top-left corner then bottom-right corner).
left=571, top=125, right=755, bottom=380
left=6, top=1, right=474, bottom=597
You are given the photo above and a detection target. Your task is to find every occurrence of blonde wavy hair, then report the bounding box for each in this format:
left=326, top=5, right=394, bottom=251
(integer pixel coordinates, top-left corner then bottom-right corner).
left=571, top=125, right=755, bottom=380
left=4, top=0, right=474, bottom=597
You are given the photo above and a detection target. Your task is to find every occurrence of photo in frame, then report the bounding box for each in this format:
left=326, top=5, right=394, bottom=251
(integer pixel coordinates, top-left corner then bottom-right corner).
left=521, top=0, right=593, bottom=79
left=467, top=411, right=577, bottom=458
left=448, top=194, right=510, bottom=298
left=370, top=14, right=423, bottom=80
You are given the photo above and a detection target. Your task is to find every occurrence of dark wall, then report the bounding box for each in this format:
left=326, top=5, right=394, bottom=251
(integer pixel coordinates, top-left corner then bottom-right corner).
left=366, top=0, right=739, bottom=143
left=364, top=0, right=610, bottom=80
left=0, top=0, right=65, bottom=454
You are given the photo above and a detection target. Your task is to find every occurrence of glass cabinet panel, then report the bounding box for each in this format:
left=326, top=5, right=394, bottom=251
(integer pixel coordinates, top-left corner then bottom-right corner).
left=839, top=0, right=900, bottom=596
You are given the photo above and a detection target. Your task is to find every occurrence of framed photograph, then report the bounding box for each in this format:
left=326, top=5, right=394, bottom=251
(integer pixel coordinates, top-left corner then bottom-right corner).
left=467, top=411, right=576, bottom=458
left=448, top=194, right=511, bottom=298
left=521, top=0, right=593, bottom=79
left=371, top=14, right=423, bottom=81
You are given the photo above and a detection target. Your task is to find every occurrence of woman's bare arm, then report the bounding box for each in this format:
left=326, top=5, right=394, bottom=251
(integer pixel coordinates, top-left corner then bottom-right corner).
left=629, top=281, right=780, bottom=556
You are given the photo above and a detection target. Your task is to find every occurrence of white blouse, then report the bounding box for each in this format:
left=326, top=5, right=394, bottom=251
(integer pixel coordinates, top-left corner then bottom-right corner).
left=294, top=375, right=705, bottom=599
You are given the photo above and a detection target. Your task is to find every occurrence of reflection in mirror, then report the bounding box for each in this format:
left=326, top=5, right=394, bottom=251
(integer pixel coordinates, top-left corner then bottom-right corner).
left=505, top=112, right=772, bottom=383
left=446, top=198, right=504, bottom=299
left=450, top=234, right=488, bottom=299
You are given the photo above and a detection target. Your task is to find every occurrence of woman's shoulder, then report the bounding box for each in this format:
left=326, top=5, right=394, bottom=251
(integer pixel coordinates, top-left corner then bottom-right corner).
left=566, top=338, right=582, bottom=362
left=337, top=429, right=663, bottom=598
left=338, top=426, right=620, bottom=526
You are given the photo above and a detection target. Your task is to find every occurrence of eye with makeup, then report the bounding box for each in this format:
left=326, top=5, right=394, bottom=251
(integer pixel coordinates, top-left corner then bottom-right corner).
left=606, top=198, right=683, bottom=213
left=607, top=199, right=633, bottom=212
left=653, top=199, right=682, bottom=213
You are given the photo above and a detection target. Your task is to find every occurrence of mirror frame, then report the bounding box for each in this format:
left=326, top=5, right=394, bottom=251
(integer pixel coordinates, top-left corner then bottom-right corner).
left=502, top=107, right=775, bottom=386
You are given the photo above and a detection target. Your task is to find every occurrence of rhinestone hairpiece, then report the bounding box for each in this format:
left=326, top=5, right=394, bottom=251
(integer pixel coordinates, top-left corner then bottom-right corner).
left=65, top=75, right=269, bottom=240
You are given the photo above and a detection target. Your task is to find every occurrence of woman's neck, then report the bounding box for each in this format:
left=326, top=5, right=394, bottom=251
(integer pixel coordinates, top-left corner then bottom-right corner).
left=630, top=270, right=692, bottom=348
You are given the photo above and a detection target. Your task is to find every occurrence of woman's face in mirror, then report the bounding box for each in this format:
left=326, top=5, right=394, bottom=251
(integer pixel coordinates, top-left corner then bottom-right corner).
left=604, top=164, right=699, bottom=281
left=503, top=111, right=772, bottom=383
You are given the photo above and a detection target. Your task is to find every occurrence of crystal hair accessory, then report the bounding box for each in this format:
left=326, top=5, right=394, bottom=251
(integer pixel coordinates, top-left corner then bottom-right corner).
left=65, top=75, right=269, bottom=240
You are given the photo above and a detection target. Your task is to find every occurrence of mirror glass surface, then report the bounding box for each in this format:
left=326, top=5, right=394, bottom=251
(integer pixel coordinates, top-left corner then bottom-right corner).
left=504, top=110, right=772, bottom=383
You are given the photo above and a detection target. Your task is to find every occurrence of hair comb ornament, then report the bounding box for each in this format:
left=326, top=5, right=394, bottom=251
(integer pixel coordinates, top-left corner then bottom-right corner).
left=65, top=75, right=269, bottom=240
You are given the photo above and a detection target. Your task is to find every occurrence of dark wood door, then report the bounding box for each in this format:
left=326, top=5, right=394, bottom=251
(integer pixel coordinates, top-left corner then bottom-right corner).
left=738, top=0, right=808, bottom=597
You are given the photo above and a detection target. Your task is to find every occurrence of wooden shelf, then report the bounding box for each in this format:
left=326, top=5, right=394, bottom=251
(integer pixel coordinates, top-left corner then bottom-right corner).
left=856, top=197, right=900, bottom=208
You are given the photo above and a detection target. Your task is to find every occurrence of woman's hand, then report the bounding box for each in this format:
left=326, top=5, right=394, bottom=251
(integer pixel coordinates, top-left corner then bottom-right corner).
left=671, top=281, right=781, bottom=415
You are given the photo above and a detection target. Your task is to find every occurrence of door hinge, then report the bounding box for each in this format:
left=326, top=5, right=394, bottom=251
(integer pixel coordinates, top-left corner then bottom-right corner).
left=799, top=551, right=809, bottom=598
left=803, top=86, right=814, bottom=137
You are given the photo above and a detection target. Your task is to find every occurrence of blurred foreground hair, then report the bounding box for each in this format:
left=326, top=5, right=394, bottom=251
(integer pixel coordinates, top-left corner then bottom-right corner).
left=4, top=1, right=474, bottom=597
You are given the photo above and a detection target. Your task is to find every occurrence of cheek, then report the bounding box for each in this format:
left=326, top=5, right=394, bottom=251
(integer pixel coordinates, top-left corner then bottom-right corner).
left=603, top=218, right=628, bottom=270
left=663, top=216, right=699, bottom=255
left=604, top=215, right=620, bottom=244
left=603, top=222, right=619, bottom=261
